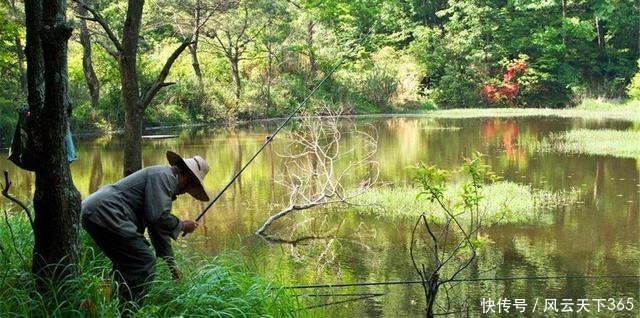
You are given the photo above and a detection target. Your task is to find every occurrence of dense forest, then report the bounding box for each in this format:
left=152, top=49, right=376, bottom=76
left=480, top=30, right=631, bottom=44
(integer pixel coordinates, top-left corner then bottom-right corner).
left=1, top=0, right=639, bottom=141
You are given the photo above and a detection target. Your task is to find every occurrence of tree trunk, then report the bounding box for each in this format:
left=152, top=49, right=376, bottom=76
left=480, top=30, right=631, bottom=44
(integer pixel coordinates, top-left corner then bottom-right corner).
left=266, top=39, right=272, bottom=113
left=561, top=0, right=567, bottom=46
left=121, top=0, right=144, bottom=176
left=595, top=16, right=604, bottom=48
left=189, top=0, right=203, bottom=86
left=306, top=20, right=316, bottom=80
left=188, top=44, right=203, bottom=86
left=24, top=0, right=82, bottom=283
left=231, top=54, right=241, bottom=102
left=14, top=36, right=27, bottom=96
left=77, top=3, right=101, bottom=108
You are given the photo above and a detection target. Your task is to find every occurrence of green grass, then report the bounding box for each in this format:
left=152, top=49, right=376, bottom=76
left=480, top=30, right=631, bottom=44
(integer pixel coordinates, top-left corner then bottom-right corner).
left=419, top=99, right=640, bottom=122
left=0, top=212, right=310, bottom=318
left=537, top=129, right=640, bottom=159
left=354, top=181, right=581, bottom=225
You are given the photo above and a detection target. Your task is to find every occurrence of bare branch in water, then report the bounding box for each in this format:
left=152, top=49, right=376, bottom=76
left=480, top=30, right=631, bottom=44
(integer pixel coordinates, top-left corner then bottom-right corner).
left=1, top=170, right=33, bottom=227
left=256, top=106, right=378, bottom=246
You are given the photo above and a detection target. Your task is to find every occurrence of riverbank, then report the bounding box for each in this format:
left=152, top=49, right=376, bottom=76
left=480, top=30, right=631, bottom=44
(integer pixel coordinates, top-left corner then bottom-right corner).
left=0, top=213, right=312, bottom=317
left=2, top=98, right=637, bottom=147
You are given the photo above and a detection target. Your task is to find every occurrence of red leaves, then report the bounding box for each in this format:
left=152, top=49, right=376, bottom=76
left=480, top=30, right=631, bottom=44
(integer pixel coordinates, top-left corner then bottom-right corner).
left=481, top=84, right=498, bottom=103
left=481, top=57, right=528, bottom=106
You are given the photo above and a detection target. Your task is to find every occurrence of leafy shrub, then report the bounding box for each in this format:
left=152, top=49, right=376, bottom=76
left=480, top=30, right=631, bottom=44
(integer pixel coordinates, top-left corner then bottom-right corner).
left=627, top=60, right=640, bottom=100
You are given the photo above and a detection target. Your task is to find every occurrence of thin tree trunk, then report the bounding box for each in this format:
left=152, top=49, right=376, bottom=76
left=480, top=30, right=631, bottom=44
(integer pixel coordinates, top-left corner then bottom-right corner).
left=266, top=40, right=272, bottom=113
left=14, top=36, right=27, bottom=96
left=306, top=20, right=316, bottom=80
left=189, top=0, right=203, bottom=86
left=78, top=3, right=100, bottom=108
left=231, top=55, right=241, bottom=101
left=561, top=0, right=567, bottom=46
left=188, top=44, right=202, bottom=85
left=595, top=16, right=603, bottom=48
left=25, top=0, right=82, bottom=283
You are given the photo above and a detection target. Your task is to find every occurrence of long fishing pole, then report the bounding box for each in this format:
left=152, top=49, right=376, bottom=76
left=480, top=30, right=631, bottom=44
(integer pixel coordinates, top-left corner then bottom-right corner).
left=189, top=29, right=373, bottom=227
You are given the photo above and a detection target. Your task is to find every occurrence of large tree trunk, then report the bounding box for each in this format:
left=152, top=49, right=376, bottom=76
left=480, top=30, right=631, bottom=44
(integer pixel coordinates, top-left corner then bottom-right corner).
left=77, top=3, right=100, bottom=108
left=121, top=0, right=144, bottom=176
left=123, top=98, right=143, bottom=176
left=25, top=0, right=82, bottom=283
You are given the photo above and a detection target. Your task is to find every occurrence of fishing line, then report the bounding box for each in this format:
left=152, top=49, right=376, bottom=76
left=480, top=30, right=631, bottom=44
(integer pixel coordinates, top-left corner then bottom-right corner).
left=285, top=275, right=640, bottom=289
left=190, top=27, right=375, bottom=225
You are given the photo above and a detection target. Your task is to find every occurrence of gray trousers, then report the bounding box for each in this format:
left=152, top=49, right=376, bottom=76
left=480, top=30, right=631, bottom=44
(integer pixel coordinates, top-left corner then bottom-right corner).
left=82, top=218, right=156, bottom=308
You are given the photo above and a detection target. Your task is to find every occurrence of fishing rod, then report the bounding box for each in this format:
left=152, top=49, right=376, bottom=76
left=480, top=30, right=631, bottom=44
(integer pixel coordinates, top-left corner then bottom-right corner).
left=189, top=29, right=374, bottom=228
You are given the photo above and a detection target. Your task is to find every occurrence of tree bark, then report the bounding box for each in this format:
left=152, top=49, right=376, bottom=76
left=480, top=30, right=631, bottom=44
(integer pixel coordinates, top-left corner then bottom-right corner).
left=77, top=2, right=100, bottom=108
left=120, top=0, right=144, bottom=175
left=306, top=20, right=316, bottom=80
left=24, top=0, right=82, bottom=283
left=189, top=0, right=203, bottom=86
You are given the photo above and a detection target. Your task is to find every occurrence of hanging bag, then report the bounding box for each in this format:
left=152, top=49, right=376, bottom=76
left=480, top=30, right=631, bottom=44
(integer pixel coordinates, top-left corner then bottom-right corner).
left=8, top=105, right=77, bottom=171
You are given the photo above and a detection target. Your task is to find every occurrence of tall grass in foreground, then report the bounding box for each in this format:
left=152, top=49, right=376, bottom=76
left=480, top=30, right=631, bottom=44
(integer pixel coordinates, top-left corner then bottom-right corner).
left=354, top=181, right=581, bottom=225
left=0, top=212, right=310, bottom=317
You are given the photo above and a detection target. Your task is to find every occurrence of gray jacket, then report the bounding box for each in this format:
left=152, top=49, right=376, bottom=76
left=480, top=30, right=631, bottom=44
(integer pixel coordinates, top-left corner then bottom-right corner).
left=81, top=165, right=184, bottom=258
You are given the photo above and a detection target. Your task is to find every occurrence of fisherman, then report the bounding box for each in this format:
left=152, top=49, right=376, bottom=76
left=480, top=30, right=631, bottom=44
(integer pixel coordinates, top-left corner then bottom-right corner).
left=81, top=151, right=210, bottom=310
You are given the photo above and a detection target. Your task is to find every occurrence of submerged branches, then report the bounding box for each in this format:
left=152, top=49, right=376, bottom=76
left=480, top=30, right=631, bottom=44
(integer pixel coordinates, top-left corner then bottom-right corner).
left=256, top=109, right=378, bottom=243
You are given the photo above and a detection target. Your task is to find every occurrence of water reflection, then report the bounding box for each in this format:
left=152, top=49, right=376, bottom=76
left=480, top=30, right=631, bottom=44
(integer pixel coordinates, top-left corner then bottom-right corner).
left=0, top=116, right=638, bottom=316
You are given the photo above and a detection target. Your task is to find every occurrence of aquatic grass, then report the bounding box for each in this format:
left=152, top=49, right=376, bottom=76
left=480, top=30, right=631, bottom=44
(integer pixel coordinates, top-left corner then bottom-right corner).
left=419, top=99, right=640, bottom=122
left=0, top=212, right=311, bottom=317
left=536, top=129, right=640, bottom=158
left=354, top=181, right=581, bottom=225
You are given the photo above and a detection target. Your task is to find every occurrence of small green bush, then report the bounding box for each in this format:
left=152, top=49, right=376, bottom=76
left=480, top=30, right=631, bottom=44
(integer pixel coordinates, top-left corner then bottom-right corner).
left=627, top=60, right=640, bottom=100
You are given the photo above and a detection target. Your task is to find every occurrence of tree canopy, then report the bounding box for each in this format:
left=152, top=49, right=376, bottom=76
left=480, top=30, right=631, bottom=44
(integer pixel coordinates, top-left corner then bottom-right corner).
left=0, top=0, right=638, bottom=142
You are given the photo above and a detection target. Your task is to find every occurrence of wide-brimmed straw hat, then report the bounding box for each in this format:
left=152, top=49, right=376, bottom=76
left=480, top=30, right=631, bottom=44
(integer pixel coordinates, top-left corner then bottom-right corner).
left=166, top=151, right=210, bottom=201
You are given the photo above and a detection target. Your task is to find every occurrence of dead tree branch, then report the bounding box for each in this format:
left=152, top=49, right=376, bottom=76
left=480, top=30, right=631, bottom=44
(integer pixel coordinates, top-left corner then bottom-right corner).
left=1, top=171, right=33, bottom=227
left=256, top=109, right=378, bottom=243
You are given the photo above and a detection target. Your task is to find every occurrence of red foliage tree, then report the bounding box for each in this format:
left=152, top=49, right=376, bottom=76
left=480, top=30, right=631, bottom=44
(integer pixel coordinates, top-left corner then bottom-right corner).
left=481, top=58, right=528, bottom=106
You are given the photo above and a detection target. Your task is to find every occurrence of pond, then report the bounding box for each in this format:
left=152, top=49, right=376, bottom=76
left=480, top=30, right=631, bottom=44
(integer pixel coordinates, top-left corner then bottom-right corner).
left=1, top=115, right=639, bottom=317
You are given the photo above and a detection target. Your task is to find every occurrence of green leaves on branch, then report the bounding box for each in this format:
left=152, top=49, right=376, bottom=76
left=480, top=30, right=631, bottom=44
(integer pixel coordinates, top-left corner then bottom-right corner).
left=414, top=152, right=499, bottom=226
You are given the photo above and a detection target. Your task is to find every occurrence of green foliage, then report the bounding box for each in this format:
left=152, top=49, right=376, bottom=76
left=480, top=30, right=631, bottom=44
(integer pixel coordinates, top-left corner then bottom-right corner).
left=0, top=7, right=23, bottom=143
left=2, top=0, right=638, bottom=138
left=0, top=212, right=310, bottom=317
left=628, top=60, right=640, bottom=100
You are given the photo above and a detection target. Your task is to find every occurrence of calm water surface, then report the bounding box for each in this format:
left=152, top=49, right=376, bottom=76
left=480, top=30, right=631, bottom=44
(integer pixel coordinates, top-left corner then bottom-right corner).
left=1, top=116, right=639, bottom=317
